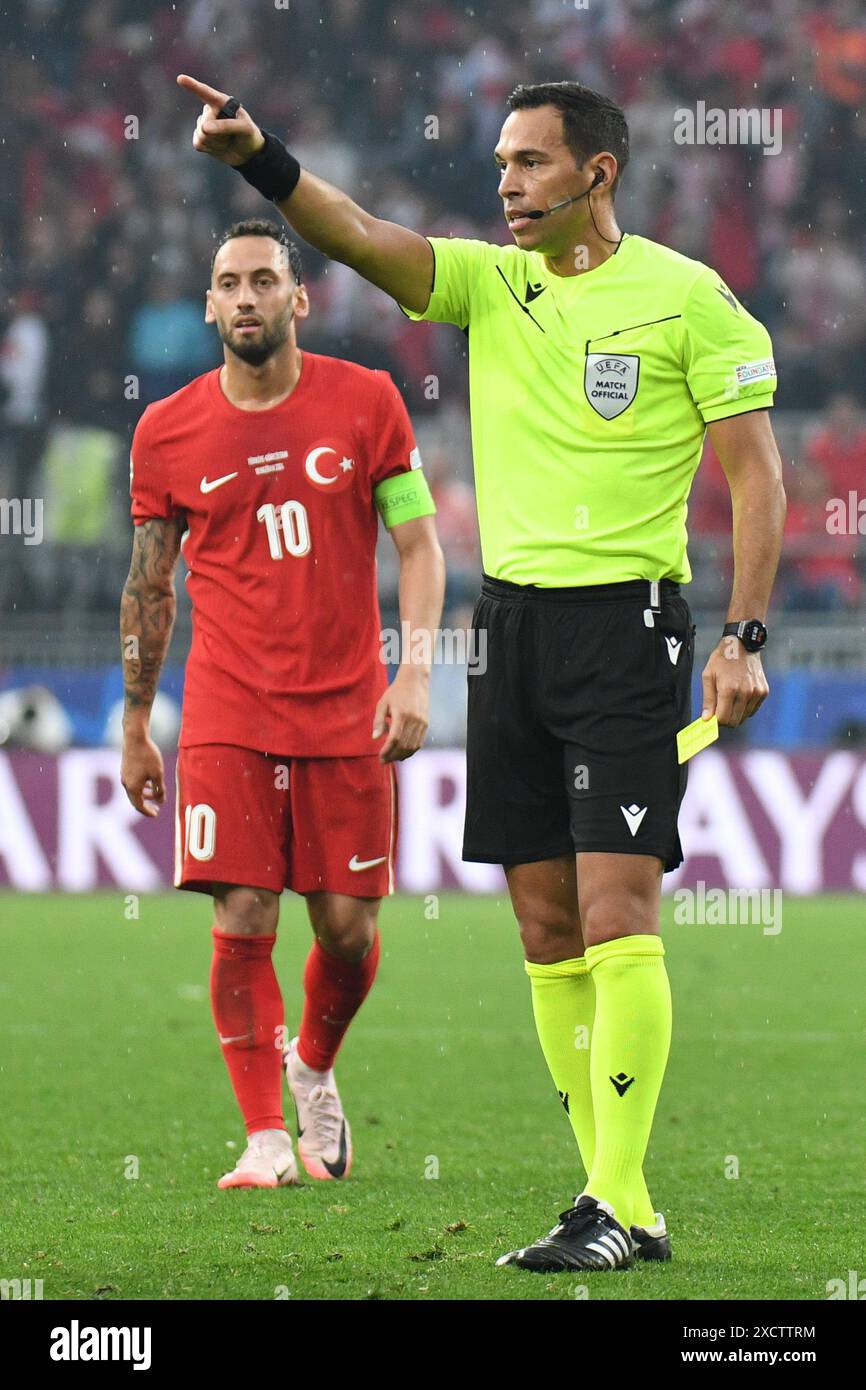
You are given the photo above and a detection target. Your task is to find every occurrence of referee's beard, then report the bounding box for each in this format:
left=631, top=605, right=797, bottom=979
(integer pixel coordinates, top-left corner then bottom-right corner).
left=217, top=306, right=294, bottom=367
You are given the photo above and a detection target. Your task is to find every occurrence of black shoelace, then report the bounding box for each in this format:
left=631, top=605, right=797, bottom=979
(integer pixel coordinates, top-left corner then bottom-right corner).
left=553, top=1203, right=601, bottom=1236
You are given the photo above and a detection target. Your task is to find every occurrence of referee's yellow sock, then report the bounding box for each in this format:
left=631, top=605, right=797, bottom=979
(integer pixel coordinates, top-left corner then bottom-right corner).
left=524, top=957, right=596, bottom=1177
left=582, top=934, right=671, bottom=1232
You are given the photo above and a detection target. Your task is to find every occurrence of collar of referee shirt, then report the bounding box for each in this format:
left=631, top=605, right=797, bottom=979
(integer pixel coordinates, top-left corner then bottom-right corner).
left=532, top=231, right=632, bottom=290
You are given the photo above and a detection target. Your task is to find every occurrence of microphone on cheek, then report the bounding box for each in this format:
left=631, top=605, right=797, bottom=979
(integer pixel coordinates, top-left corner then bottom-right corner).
left=523, top=169, right=605, bottom=220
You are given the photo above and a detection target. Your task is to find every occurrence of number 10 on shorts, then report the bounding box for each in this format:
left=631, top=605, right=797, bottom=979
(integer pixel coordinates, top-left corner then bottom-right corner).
left=184, top=802, right=216, bottom=861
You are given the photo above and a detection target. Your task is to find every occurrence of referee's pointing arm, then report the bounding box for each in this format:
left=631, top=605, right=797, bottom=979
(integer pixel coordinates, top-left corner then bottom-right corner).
left=177, top=74, right=434, bottom=314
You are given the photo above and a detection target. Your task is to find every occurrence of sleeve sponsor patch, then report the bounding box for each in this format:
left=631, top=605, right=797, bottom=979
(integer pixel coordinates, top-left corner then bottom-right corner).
left=734, top=358, right=776, bottom=385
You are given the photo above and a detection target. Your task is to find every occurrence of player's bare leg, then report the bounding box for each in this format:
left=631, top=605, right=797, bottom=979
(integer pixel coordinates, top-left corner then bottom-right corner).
left=499, top=853, right=671, bottom=1269
left=211, top=884, right=299, bottom=1189
left=284, top=892, right=381, bottom=1179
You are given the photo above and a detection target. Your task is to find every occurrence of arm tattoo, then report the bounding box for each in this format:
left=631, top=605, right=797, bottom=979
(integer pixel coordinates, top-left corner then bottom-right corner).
left=120, top=516, right=185, bottom=717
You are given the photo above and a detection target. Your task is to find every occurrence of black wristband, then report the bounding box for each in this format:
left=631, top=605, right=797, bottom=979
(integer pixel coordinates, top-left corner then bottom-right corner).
left=235, top=129, right=301, bottom=202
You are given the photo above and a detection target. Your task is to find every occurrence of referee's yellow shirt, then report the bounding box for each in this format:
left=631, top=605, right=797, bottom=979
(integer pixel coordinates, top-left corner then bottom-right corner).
left=399, top=232, right=776, bottom=586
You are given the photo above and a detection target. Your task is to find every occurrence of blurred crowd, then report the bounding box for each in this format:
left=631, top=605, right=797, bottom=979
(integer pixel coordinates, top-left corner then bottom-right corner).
left=0, top=0, right=864, bottom=624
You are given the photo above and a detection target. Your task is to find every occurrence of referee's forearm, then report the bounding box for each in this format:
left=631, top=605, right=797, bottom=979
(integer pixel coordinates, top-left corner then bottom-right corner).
left=274, top=168, right=376, bottom=270
left=725, top=472, right=786, bottom=621
left=272, top=169, right=432, bottom=308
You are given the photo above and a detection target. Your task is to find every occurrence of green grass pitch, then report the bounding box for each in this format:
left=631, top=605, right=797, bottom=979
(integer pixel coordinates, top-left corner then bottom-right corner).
left=1, top=891, right=862, bottom=1301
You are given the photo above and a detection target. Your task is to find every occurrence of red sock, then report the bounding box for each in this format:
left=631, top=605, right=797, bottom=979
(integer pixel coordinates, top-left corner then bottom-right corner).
left=298, top=933, right=381, bottom=1072
left=210, top=928, right=284, bottom=1136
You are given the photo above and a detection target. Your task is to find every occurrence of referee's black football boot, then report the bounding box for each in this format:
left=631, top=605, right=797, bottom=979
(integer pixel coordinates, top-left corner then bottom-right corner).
left=496, top=1195, right=634, bottom=1272
left=630, top=1211, right=672, bottom=1261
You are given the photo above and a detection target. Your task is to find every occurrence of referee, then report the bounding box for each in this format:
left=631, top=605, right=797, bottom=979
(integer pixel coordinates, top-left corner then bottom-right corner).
left=180, top=75, right=785, bottom=1272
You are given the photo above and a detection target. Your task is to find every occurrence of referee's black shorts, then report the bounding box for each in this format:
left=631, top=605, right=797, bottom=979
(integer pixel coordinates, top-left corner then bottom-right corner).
left=463, top=575, right=695, bottom=872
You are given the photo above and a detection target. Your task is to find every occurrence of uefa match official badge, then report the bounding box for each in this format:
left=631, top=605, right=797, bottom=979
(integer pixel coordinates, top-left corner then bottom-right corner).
left=584, top=353, right=640, bottom=419
left=303, top=440, right=356, bottom=493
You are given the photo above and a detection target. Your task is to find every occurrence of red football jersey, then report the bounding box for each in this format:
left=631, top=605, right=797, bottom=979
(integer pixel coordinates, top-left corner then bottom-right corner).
left=130, top=352, right=420, bottom=756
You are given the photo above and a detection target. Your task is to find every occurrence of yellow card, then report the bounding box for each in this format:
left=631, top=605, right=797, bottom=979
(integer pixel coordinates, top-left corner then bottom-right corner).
left=676, top=714, right=719, bottom=764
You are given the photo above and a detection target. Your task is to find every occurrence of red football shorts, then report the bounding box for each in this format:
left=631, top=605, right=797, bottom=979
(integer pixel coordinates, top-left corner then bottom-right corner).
left=174, top=744, right=397, bottom=898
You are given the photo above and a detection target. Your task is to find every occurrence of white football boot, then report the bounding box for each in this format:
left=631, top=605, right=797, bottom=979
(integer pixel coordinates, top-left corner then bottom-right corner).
left=284, top=1037, right=353, bottom=1180
left=217, top=1127, right=299, bottom=1189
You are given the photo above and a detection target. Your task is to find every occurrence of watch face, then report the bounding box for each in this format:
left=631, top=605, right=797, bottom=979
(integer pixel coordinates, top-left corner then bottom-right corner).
left=744, top=620, right=767, bottom=650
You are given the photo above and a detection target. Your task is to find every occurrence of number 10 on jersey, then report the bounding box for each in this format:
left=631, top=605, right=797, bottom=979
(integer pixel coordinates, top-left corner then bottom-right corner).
left=257, top=500, right=311, bottom=560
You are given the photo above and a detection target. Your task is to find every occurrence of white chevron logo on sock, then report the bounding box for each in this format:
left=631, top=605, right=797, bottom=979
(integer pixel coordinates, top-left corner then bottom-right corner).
left=621, top=803, right=648, bottom=836
left=665, top=636, right=682, bottom=664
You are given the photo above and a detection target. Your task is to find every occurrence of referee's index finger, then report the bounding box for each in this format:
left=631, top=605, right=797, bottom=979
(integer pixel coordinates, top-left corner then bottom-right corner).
left=176, top=73, right=230, bottom=108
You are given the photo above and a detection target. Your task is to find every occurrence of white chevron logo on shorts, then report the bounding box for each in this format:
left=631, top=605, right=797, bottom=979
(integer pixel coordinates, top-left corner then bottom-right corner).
left=621, top=803, right=648, bottom=836
left=665, top=636, right=683, bottom=664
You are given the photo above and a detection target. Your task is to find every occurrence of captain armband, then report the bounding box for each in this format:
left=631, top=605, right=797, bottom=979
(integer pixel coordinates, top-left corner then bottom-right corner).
left=373, top=469, right=436, bottom=528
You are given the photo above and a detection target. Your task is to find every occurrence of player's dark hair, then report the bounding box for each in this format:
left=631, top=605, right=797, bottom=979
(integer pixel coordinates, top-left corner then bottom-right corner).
left=507, top=81, right=629, bottom=195
left=211, top=219, right=303, bottom=283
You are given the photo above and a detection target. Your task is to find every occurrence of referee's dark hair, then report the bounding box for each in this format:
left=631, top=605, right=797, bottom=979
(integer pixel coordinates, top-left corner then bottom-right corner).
left=507, top=82, right=630, bottom=195
left=211, top=219, right=304, bottom=284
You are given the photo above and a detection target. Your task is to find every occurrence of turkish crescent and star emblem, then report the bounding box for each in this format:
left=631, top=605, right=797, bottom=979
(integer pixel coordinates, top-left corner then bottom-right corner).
left=303, top=440, right=356, bottom=493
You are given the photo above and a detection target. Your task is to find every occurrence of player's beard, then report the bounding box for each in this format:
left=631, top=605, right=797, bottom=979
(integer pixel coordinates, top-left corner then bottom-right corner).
left=220, top=307, right=293, bottom=367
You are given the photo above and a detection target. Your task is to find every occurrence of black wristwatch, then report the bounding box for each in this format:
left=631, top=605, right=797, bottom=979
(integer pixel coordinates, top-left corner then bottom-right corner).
left=723, top=619, right=768, bottom=653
